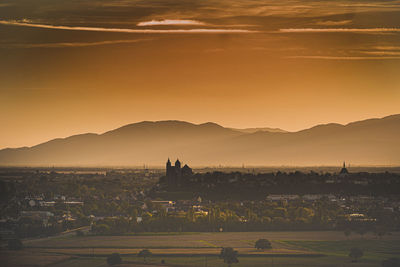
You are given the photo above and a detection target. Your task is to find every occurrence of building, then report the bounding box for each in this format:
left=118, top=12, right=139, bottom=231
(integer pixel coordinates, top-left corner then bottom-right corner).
left=166, top=158, right=193, bottom=187
left=151, top=200, right=176, bottom=212
left=267, top=194, right=299, bottom=201
left=339, top=161, right=349, bottom=176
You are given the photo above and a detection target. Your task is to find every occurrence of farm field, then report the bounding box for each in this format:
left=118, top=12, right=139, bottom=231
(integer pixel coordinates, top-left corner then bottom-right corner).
left=3, top=231, right=400, bottom=267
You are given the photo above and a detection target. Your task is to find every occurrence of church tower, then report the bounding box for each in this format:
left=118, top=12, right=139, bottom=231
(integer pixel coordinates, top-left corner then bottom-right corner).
left=166, top=158, right=172, bottom=177
left=175, top=159, right=181, bottom=169
left=175, top=159, right=182, bottom=180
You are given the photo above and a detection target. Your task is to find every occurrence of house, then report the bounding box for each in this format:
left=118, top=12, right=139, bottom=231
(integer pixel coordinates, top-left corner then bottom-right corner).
left=267, top=195, right=299, bottom=201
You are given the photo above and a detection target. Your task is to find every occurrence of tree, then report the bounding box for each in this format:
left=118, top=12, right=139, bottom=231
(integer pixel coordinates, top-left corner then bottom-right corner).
left=107, top=253, right=122, bottom=266
left=8, top=239, right=23, bottom=250
left=219, top=247, right=239, bottom=267
left=349, top=247, right=363, bottom=262
left=92, top=223, right=110, bottom=235
left=255, top=239, right=272, bottom=250
left=76, top=230, right=84, bottom=237
left=382, top=258, right=400, bottom=267
left=138, top=249, right=152, bottom=263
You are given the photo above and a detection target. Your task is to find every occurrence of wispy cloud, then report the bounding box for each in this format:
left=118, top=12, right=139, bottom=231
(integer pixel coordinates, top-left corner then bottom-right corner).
left=287, top=55, right=400, bottom=60
left=280, top=28, right=400, bottom=33
left=137, top=19, right=205, bottom=26
left=1, top=39, right=151, bottom=48
left=361, top=51, right=400, bottom=56
left=338, top=2, right=400, bottom=8
left=0, top=20, right=255, bottom=34
left=315, top=20, right=352, bottom=26
left=373, top=46, right=400, bottom=50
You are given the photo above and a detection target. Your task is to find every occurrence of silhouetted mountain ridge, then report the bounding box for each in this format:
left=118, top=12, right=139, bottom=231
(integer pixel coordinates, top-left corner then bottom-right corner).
left=0, top=115, right=399, bottom=166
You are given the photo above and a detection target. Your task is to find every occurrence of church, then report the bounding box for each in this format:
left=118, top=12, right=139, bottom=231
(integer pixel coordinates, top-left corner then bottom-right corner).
left=166, top=158, right=193, bottom=187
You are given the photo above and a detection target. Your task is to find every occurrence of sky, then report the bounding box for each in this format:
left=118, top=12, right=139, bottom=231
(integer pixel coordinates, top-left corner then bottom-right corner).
left=1, top=0, right=400, bottom=149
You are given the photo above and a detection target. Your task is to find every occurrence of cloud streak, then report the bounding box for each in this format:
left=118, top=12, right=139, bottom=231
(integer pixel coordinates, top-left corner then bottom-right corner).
left=0, top=20, right=255, bottom=34
left=361, top=51, right=400, bottom=56
left=1, top=39, right=151, bottom=48
left=315, top=20, right=352, bottom=26
left=137, top=19, right=205, bottom=26
left=280, top=28, right=400, bottom=33
left=287, top=55, right=400, bottom=60
left=373, top=46, right=400, bottom=50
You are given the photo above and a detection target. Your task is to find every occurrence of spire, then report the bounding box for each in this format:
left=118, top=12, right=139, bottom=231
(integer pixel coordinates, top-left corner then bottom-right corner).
left=340, top=161, right=349, bottom=175
left=175, top=158, right=181, bottom=169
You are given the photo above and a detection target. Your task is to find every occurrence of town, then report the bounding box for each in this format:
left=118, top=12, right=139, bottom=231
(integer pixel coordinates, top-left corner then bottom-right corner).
left=1, top=161, right=399, bottom=239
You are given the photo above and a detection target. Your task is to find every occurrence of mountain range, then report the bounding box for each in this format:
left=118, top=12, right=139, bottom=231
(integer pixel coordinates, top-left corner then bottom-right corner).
left=1, top=114, right=399, bottom=166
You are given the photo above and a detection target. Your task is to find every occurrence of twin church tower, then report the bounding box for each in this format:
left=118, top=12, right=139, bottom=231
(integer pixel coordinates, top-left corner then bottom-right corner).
left=166, top=158, right=193, bottom=187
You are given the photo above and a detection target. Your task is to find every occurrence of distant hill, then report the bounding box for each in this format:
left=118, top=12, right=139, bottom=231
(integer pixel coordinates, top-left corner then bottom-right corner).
left=229, top=127, right=287, bottom=133
left=0, top=115, right=399, bottom=166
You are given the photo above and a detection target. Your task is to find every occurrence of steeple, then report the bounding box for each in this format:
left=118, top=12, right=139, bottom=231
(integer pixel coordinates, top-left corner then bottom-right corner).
left=340, top=161, right=349, bottom=175
left=175, top=159, right=181, bottom=169
left=166, top=158, right=172, bottom=177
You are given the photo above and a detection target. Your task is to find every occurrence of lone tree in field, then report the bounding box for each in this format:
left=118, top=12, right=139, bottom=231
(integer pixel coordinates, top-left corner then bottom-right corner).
left=255, top=239, right=272, bottom=250
left=219, top=247, right=239, bottom=267
left=349, top=247, right=364, bottom=262
left=107, top=253, right=122, bottom=265
left=138, top=249, right=152, bottom=263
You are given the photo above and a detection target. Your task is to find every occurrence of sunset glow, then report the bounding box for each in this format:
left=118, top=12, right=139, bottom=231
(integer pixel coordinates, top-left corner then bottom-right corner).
left=0, top=0, right=399, bottom=151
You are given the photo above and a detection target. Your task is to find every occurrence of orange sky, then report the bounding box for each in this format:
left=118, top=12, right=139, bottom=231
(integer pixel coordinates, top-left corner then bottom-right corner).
left=1, top=0, right=400, bottom=148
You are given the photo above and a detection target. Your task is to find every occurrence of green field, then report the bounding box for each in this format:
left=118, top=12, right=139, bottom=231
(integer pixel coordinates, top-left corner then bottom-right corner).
left=3, top=231, right=400, bottom=267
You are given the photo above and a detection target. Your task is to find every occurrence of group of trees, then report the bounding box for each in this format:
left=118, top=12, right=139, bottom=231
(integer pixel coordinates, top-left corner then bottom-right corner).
left=346, top=247, right=400, bottom=266
left=104, top=240, right=271, bottom=266
left=89, top=196, right=398, bottom=235
left=216, top=241, right=271, bottom=267
left=343, top=225, right=390, bottom=240
left=106, top=250, right=153, bottom=266
left=220, top=247, right=239, bottom=267
left=255, top=239, right=272, bottom=249
left=105, top=247, right=240, bottom=266
left=160, top=171, right=400, bottom=199
left=349, top=247, right=364, bottom=262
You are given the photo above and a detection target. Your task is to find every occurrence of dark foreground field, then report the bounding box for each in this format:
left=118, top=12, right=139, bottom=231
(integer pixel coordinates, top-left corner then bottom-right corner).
left=2, top=231, right=400, bottom=267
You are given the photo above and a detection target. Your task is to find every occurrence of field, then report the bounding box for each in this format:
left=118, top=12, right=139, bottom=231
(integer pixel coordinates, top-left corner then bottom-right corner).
left=2, top=231, right=400, bottom=266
